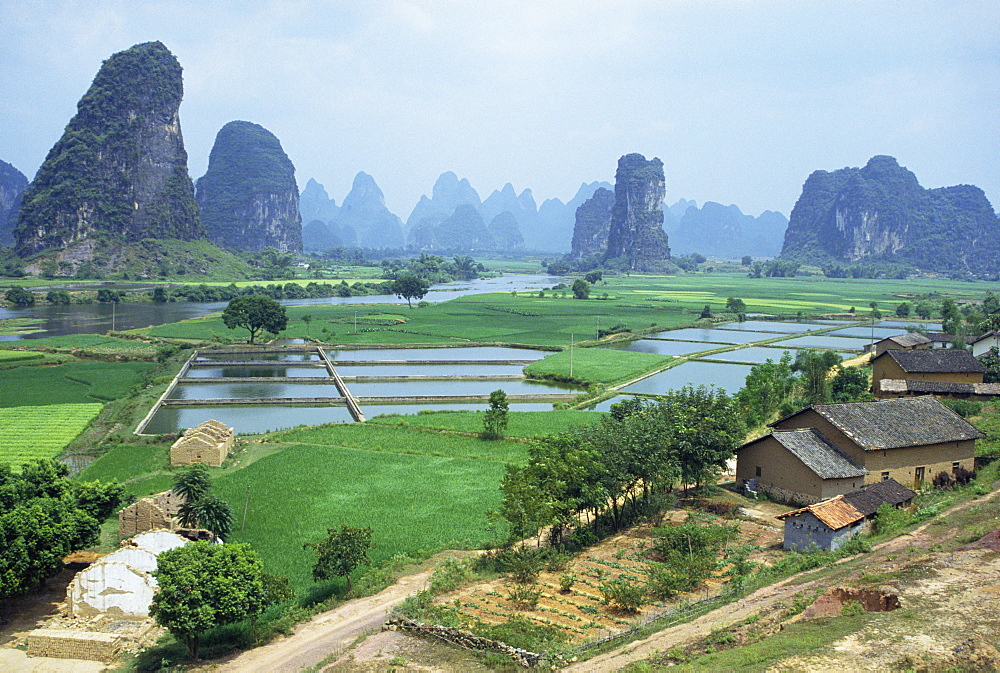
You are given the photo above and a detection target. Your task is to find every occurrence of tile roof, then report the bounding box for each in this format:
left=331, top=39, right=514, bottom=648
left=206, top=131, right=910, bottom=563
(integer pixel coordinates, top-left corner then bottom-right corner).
left=810, top=396, right=986, bottom=450
left=765, top=429, right=868, bottom=479
left=880, top=333, right=932, bottom=347
left=776, top=495, right=864, bottom=529
left=842, top=479, right=915, bottom=516
left=879, top=348, right=986, bottom=374
left=876, top=379, right=1000, bottom=396
left=968, top=331, right=999, bottom=345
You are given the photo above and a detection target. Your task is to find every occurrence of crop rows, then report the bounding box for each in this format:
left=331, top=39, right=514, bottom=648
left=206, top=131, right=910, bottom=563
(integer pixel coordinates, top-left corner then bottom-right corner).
left=0, top=403, right=103, bottom=466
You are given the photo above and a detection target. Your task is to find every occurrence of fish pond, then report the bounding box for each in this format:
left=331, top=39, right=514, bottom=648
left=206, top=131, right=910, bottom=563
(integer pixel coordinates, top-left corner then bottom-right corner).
left=619, top=360, right=753, bottom=395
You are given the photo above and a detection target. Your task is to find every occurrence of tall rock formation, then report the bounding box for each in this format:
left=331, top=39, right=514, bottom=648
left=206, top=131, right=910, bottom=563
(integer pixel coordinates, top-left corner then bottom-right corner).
left=671, top=202, right=787, bottom=258
left=0, top=160, right=28, bottom=246
left=534, top=181, right=613, bottom=253
left=781, top=155, right=1000, bottom=274
left=488, top=212, right=524, bottom=250
left=337, top=172, right=404, bottom=249
left=568, top=187, right=615, bottom=259
left=299, top=178, right=340, bottom=227
left=405, top=172, right=482, bottom=232
left=196, top=121, right=301, bottom=252
left=15, top=41, right=203, bottom=256
left=603, top=154, right=671, bottom=271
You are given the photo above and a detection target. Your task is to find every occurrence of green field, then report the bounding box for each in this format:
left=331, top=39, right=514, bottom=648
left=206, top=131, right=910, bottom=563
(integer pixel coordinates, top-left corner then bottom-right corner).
left=0, top=361, right=155, bottom=407
left=0, top=334, right=158, bottom=356
left=525, top=348, right=675, bottom=385
left=0, top=350, right=43, bottom=363
left=367, top=409, right=605, bottom=437
left=0, top=404, right=103, bottom=466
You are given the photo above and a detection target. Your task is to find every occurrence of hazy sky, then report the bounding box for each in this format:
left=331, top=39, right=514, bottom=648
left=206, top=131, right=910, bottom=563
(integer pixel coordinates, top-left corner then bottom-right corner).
left=2, top=1, right=997, bottom=220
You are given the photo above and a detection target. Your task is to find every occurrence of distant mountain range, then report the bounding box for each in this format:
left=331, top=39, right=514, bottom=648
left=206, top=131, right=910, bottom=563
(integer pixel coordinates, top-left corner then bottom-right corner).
left=665, top=201, right=788, bottom=258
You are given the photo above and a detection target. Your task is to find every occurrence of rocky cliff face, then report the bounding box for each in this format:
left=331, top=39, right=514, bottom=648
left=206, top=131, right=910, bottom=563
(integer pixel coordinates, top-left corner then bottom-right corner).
left=300, top=178, right=340, bottom=227
left=405, top=172, right=482, bottom=232
left=15, top=41, right=203, bottom=256
left=196, top=121, right=301, bottom=252
left=568, top=187, right=614, bottom=259
left=338, top=172, right=405, bottom=249
left=781, top=155, right=1000, bottom=274
left=670, top=201, right=787, bottom=258
left=0, top=160, right=28, bottom=246
left=603, top=154, right=670, bottom=271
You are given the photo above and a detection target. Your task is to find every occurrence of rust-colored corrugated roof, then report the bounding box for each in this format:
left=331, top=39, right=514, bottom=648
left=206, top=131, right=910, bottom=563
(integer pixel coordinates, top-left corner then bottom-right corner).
left=776, top=495, right=864, bottom=530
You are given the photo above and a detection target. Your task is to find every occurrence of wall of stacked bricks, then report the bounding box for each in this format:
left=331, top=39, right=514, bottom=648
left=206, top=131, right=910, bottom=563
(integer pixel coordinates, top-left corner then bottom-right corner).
left=27, top=629, right=121, bottom=663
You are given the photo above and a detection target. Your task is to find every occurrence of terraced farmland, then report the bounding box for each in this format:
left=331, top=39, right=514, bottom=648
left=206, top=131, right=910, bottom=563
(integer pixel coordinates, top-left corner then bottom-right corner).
left=0, top=403, right=103, bottom=466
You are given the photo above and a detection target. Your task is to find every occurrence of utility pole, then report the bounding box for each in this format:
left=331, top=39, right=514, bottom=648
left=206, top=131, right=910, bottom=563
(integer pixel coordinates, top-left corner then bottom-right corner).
left=111, top=301, right=116, bottom=332
left=241, top=484, right=251, bottom=531
left=596, top=317, right=600, bottom=341
left=570, top=334, right=574, bottom=378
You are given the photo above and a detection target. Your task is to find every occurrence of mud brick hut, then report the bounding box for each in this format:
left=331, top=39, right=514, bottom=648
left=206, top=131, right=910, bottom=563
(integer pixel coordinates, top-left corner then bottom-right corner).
left=169, top=419, right=234, bottom=466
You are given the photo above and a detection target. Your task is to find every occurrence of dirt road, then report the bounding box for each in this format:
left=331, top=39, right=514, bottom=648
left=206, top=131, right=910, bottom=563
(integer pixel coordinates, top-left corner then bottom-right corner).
left=216, top=566, right=434, bottom=672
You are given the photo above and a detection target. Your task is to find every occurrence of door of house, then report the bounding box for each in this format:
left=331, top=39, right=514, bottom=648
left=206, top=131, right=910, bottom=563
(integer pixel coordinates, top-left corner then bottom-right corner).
left=914, top=466, right=925, bottom=486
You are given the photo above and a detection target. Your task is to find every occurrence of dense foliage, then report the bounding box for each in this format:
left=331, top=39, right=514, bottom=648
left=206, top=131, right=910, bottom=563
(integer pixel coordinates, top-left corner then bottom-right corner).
left=0, top=459, right=125, bottom=598
left=303, top=525, right=374, bottom=593
left=221, top=294, right=288, bottom=343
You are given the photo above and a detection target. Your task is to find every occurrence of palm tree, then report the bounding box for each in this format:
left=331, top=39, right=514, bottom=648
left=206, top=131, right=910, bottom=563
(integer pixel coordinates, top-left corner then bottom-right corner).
left=178, top=494, right=234, bottom=542
left=172, top=463, right=211, bottom=503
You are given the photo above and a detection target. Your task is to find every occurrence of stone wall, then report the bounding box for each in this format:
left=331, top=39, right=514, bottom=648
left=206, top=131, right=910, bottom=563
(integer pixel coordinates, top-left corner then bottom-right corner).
left=118, top=490, right=183, bottom=538
left=385, top=617, right=542, bottom=667
left=27, top=629, right=122, bottom=663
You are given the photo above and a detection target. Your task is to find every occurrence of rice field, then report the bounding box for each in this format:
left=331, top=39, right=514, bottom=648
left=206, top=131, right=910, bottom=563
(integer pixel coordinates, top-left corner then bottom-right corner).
left=0, top=404, right=103, bottom=466
left=368, top=409, right=605, bottom=437
left=0, top=361, right=155, bottom=407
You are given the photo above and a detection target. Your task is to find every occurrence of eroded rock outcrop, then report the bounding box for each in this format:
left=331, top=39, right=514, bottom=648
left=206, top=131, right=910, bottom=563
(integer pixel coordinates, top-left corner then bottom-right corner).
left=196, top=121, right=302, bottom=252
left=603, top=153, right=671, bottom=271
left=568, top=187, right=614, bottom=259
left=0, top=160, right=28, bottom=246
left=781, top=155, right=1000, bottom=274
left=337, top=172, right=404, bottom=249
left=15, top=41, right=204, bottom=256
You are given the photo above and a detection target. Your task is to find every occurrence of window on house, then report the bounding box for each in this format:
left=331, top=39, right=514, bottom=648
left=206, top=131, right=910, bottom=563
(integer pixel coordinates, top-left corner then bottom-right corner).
left=953, top=461, right=960, bottom=474
left=881, top=471, right=890, bottom=481
left=755, top=466, right=762, bottom=477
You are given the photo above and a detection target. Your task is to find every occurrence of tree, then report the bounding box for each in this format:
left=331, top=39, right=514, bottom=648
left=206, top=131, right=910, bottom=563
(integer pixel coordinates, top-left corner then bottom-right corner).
left=725, top=297, right=747, bottom=313
left=981, top=347, right=1000, bottom=384
left=915, top=302, right=933, bottom=319
left=831, top=366, right=871, bottom=402
left=301, top=313, right=313, bottom=335
left=741, top=255, right=752, bottom=266
left=792, top=349, right=842, bottom=404
left=0, top=460, right=125, bottom=598
left=96, top=288, right=124, bottom=303
left=482, top=389, right=509, bottom=439
left=391, top=274, right=431, bottom=308
left=150, top=542, right=270, bottom=661
left=45, top=290, right=71, bottom=305
left=699, top=304, right=713, bottom=319
left=941, top=298, right=962, bottom=335
left=304, top=525, right=374, bottom=593
left=584, top=270, right=602, bottom=284
left=152, top=287, right=169, bottom=302
left=895, top=302, right=911, bottom=317
left=178, top=494, right=234, bottom=542
left=571, top=278, right=590, bottom=299
left=222, top=294, right=288, bottom=343
left=734, top=353, right=796, bottom=426
left=172, top=464, right=211, bottom=503
left=5, top=286, right=35, bottom=307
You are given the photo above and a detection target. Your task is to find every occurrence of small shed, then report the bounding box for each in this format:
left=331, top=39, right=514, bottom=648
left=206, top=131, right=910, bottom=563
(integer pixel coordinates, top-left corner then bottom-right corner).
left=842, top=479, right=915, bottom=520
left=969, top=331, right=1000, bottom=357
left=871, top=348, right=986, bottom=397
left=871, top=332, right=931, bottom=357
left=170, top=419, right=234, bottom=467
left=776, top=496, right=864, bottom=551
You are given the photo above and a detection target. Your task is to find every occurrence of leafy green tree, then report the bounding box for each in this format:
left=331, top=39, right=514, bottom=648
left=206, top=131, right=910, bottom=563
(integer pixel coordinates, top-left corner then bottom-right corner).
left=304, top=525, right=374, bottom=593
left=222, top=294, right=288, bottom=343
left=571, top=279, right=590, bottom=299
left=45, top=290, right=71, bottom=305
left=793, top=349, right=842, bottom=404
left=831, top=366, right=872, bottom=402
left=152, top=287, right=169, bottom=302
left=895, top=302, right=911, bottom=317
left=178, top=494, right=234, bottom=542
left=150, top=542, right=270, bottom=661
left=725, top=297, right=747, bottom=313
left=984, top=291, right=1000, bottom=314
left=735, top=353, right=796, bottom=426
left=981, top=347, right=1000, bottom=384
left=96, top=288, right=124, bottom=303
left=172, top=464, right=211, bottom=503
left=915, top=302, right=933, bottom=319
left=5, top=286, right=35, bottom=307
left=391, top=274, right=431, bottom=308
left=584, top=270, right=602, bottom=284
left=482, top=389, right=509, bottom=439
left=699, top=304, right=713, bottom=319
left=301, top=313, right=313, bottom=335
left=741, top=255, right=752, bottom=266
left=941, top=298, right=962, bottom=335
left=0, top=460, right=125, bottom=598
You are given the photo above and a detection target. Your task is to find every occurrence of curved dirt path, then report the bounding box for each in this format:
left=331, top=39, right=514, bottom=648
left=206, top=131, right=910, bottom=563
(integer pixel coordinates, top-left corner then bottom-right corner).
left=567, top=485, right=1000, bottom=672
left=215, top=552, right=475, bottom=673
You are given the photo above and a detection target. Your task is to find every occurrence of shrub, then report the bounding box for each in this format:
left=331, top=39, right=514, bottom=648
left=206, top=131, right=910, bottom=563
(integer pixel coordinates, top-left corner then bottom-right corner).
left=932, top=471, right=953, bottom=490
left=429, top=557, right=475, bottom=594
left=507, top=584, right=543, bottom=609
left=944, top=399, right=983, bottom=418
left=954, top=466, right=975, bottom=486
left=841, top=599, right=865, bottom=616
left=600, top=579, right=648, bottom=613
left=558, top=572, right=576, bottom=593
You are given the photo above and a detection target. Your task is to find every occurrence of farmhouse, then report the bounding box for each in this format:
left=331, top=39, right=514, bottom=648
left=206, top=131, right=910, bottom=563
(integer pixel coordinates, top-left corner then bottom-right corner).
left=869, top=332, right=931, bottom=357
left=736, top=396, right=982, bottom=504
left=169, top=419, right=234, bottom=466
left=969, top=331, right=1000, bottom=357
left=776, top=479, right=915, bottom=551
left=871, top=348, right=985, bottom=398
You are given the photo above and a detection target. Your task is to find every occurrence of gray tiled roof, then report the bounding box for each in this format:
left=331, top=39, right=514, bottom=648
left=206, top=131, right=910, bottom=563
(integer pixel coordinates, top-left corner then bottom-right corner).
left=768, top=428, right=868, bottom=479
left=881, top=348, right=986, bottom=373
left=842, top=479, right=915, bottom=516
left=875, top=379, right=1000, bottom=396
left=881, top=333, right=932, bottom=347
left=813, top=396, right=986, bottom=450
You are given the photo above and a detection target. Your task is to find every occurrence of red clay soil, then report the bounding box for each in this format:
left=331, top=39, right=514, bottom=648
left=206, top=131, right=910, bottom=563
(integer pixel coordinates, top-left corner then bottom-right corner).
left=956, top=527, right=1000, bottom=551
left=799, top=587, right=901, bottom=619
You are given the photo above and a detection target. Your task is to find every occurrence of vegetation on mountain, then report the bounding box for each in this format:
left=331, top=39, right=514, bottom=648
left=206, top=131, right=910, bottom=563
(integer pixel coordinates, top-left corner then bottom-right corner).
left=781, top=155, right=1000, bottom=276
left=15, top=41, right=203, bottom=256
left=196, top=121, right=302, bottom=252
left=0, top=160, right=28, bottom=246
left=603, top=154, right=671, bottom=271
